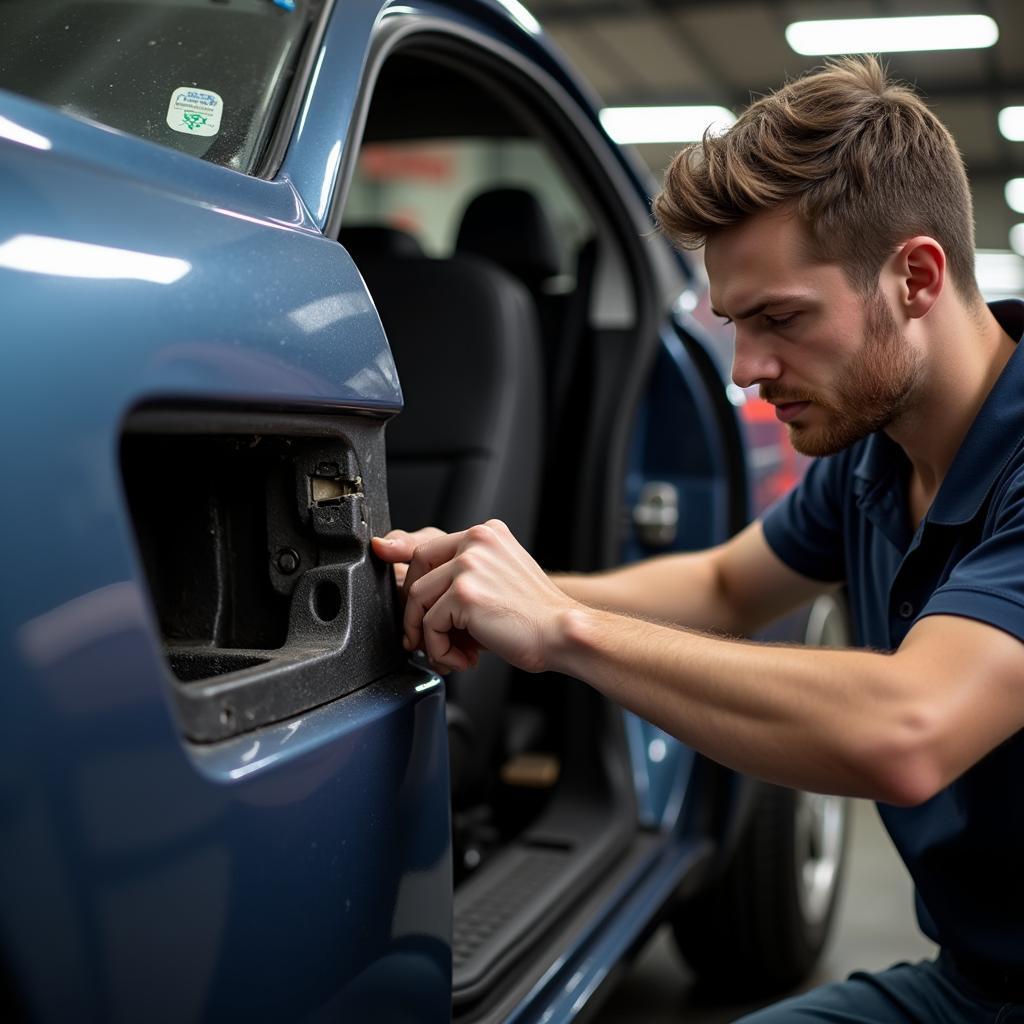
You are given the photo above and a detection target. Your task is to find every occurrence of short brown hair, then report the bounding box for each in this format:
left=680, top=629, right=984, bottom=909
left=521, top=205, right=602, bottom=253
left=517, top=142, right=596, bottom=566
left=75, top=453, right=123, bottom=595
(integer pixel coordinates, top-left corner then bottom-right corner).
left=653, top=56, right=980, bottom=301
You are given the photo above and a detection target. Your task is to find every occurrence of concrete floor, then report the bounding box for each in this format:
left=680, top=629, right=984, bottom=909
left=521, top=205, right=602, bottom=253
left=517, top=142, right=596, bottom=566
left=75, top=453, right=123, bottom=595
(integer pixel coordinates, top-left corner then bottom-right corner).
left=593, top=799, right=937, bottom=1023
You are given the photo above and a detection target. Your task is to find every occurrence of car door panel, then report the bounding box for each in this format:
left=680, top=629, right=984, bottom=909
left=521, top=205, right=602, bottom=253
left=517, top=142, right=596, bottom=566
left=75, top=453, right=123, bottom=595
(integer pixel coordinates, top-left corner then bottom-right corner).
left=0, top=92, right=451, bottom=1023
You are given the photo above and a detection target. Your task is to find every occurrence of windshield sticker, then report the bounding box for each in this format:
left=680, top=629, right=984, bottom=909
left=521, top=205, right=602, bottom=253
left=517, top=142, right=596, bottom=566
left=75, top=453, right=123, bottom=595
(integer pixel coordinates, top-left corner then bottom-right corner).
left=166, top=87, right=223, bottom=137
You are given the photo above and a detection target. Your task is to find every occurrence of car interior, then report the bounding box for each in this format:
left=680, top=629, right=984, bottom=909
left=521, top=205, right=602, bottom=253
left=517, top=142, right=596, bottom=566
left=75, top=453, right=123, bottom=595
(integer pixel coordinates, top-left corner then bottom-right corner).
left=336, top=43, right=687, bottom=1017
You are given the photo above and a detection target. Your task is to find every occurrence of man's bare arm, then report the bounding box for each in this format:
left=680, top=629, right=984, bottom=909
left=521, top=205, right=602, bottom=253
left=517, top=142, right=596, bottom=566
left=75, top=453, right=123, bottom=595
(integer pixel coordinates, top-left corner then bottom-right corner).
left=552, top=520, right=834, bottom=636
left=553, top=606, right=1024, bottom=804
left=387, top=520, right=1024, bottom=805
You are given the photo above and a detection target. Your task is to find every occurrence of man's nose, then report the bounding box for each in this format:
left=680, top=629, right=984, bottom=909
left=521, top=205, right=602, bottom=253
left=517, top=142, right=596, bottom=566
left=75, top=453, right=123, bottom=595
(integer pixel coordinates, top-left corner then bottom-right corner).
left=730, top=332, right=782, bottom=389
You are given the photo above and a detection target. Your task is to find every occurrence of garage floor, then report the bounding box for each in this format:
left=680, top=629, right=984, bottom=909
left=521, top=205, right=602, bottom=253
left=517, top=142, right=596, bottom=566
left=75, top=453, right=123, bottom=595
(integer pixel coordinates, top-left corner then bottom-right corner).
left=594, top=799, right=937, bottom=1023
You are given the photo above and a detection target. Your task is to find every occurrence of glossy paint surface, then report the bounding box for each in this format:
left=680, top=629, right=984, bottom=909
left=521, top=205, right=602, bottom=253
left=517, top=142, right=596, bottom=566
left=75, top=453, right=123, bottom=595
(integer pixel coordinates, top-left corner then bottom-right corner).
left=0, top=76, right=451, bottom=1022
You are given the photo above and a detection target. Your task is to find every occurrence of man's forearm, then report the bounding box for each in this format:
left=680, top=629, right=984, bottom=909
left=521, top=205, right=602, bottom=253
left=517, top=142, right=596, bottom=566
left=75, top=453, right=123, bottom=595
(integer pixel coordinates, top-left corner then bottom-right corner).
left=550, top=550, right=742, bottom=633
left=548, top=604, right=932, bottom=804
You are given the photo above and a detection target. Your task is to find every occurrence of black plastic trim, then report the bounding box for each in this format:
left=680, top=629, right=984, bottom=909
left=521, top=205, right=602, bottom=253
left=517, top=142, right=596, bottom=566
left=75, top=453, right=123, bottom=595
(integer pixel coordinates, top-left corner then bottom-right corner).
left=120, top=409, right=403, bottom=742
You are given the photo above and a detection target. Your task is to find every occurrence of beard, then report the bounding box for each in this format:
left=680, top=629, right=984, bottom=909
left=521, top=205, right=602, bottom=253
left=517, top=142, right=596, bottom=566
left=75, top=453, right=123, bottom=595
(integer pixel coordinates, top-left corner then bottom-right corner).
left=761, top=290, right=924, bottom=457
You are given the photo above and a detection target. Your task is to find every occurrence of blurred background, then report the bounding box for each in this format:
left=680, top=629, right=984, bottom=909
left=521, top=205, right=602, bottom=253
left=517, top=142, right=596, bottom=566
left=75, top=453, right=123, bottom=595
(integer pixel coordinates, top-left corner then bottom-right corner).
left=533, top=0, right=1024, bottom=300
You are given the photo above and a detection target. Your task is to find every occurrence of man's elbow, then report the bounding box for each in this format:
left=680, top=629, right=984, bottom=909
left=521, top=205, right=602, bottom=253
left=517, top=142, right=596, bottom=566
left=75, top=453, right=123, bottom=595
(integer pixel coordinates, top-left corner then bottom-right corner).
left=859, top=713, right=949, bottom=808
left=872, top=758, right=945, bottom=807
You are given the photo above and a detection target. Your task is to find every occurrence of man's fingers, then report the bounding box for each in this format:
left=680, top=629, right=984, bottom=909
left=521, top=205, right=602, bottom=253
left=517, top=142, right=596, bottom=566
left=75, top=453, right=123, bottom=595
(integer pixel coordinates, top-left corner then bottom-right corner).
left=421, top=589, right=475, bottom=671
left=403, top=562, right=457, bottom=651
left=371, top=532, right=413, bottom=564
left=372, top=527, right=449, bottom=602
left=402, top=530, right=466, bottom=598
left=371, top=526, right=447, bottom=563
left=371, top=530, right=416, bottom=564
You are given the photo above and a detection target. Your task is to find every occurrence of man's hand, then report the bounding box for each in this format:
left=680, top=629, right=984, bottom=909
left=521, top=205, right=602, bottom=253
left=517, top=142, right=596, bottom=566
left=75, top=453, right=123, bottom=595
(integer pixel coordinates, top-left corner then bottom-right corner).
left=371, top=527, right=447, bottom=590
left=376, top=519, right=579, bottom=674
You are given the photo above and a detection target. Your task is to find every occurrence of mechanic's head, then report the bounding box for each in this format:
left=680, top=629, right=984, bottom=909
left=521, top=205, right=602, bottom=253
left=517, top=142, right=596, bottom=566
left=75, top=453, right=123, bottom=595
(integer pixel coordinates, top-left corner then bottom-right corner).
left=654, top=55, right=979, bottom=302
left=653, top=56, right=984, bottom=456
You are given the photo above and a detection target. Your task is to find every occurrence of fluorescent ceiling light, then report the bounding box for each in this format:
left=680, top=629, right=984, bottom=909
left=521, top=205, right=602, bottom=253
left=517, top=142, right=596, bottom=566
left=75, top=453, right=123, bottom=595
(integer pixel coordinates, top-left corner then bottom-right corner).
left=1011, top=226, right=1024, bottom=258
left=600, top=106, right=735, bottom=145
left=999, top=107, right=1024, bottom=142
left=1006, top=179, right=1024, bottom=215
left=786, top=15, right=998, bottom=55
left=0, top=234, right=191, bottom=283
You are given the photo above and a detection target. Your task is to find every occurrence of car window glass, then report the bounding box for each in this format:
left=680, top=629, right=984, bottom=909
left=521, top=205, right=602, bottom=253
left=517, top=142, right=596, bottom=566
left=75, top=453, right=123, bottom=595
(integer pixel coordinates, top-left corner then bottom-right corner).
left=0, top=0, right=319, bottom=173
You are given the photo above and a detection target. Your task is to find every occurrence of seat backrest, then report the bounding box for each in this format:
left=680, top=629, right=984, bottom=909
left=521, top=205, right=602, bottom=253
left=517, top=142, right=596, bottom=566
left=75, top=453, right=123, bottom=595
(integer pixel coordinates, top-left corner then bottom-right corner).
left=340, top=224, right=426, bottom=260
left=455, top=187, right=562, bottom=293
left=356, top=253, right=544, bottom=540
left=350, top=245, right=546, bottom=803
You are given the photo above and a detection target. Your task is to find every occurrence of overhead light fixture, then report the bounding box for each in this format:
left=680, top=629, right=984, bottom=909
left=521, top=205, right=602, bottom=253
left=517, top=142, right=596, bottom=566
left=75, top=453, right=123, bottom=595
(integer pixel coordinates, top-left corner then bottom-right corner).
left=1011, top=226, right=1024, bottom=258
left=785, top=15, right=998, bottom=55
left=1006, top=179, right=1024, bottom=215
left=600, top=106, right=735, bottom=145
left=999, top=107, right=1024, bottom=142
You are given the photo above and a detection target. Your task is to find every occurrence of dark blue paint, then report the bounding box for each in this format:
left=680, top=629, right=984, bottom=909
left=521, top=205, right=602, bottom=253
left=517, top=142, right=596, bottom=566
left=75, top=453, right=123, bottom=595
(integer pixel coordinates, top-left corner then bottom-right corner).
left=0, top=53, right=449, bottom=1020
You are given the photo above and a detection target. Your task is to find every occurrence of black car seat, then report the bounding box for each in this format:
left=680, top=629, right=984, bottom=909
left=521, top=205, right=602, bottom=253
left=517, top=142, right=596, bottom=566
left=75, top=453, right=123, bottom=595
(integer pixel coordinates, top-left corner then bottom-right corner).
left=454, top=189, right=599, bottom=568
left=339, top=223, right=426, bottom=259
left=339, top=225, right=545, bottom=806
left=455, top=188, right=563, bottom=296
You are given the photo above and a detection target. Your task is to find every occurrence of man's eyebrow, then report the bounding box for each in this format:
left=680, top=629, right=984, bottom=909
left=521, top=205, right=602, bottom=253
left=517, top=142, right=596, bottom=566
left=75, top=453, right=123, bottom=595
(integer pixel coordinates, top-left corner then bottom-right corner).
left=710, top=294, right=809, bottom=321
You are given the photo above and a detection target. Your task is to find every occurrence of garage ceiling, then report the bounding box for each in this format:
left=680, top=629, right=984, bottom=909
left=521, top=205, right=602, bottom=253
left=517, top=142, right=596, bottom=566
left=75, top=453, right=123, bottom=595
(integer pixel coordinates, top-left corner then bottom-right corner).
left=532, top=0, right=1024, bottom=253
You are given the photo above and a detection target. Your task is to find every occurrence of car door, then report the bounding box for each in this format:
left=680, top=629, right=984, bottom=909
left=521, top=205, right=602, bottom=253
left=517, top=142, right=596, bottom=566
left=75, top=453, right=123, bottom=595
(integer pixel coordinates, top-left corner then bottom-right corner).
left=0, top=3, right=452, bottom=1021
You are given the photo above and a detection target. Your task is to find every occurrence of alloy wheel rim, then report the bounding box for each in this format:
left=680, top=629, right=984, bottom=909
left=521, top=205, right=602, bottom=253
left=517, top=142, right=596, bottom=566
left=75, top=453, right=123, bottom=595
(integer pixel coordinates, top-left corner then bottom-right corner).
left=794, top=790, right=847, bottom=925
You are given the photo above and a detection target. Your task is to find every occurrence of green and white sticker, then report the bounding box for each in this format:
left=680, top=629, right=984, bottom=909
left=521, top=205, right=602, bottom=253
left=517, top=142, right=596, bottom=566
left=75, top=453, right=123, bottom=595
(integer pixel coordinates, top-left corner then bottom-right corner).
left=166, top=87, right=223, bottom=137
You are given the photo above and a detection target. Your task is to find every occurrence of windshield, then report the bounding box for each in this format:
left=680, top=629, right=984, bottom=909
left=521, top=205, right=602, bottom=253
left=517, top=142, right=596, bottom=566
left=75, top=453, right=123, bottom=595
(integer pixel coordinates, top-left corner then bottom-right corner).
left=0, top=0, right=322, bottom=173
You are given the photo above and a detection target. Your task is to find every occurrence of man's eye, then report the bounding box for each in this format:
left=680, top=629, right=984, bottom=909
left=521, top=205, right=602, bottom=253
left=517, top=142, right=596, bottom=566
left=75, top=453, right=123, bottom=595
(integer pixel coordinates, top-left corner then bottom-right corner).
left=765, top=313, right=798, bottom=329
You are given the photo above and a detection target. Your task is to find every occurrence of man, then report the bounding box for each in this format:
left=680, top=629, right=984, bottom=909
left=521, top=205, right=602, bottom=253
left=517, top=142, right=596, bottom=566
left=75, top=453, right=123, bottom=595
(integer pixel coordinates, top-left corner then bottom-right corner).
left=373, top=56, right=1024, bottom=1020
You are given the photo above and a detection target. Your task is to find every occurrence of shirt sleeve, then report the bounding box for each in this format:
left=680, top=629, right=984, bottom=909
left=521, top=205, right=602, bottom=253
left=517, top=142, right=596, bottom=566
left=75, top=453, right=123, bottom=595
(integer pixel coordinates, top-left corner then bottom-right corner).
left=919, top=470, right=1024, bottom=644
left=761, top=452, right=849, bottom=584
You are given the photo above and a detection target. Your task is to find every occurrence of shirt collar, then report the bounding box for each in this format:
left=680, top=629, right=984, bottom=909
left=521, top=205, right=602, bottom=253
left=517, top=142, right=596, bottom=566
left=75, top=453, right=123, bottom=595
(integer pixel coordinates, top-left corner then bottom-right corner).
left=852, top=299, right=1024, bottom=525
left=929, top=299, right=1024, bottom=525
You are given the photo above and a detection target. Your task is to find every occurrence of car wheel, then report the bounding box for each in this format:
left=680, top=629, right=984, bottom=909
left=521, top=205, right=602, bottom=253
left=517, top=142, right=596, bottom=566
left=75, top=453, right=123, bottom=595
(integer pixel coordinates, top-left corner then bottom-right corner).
left=671, top=594, right=852, bottom=998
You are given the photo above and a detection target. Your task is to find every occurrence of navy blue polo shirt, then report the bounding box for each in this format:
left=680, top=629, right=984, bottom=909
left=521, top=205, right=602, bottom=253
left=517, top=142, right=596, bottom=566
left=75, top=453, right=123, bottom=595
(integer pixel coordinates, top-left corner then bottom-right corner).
left=762, top=299, right=1024, bottom=972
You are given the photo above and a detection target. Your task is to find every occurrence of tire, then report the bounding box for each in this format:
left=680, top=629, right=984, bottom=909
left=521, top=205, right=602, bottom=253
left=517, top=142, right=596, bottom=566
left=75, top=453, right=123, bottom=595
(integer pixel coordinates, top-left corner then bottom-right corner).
left=671, top=594, right=853, bottom=998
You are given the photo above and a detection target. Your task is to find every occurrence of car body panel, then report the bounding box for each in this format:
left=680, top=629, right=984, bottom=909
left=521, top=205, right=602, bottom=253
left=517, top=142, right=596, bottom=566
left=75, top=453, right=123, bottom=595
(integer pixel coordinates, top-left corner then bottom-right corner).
left=0, top=83, right=453, bottom=1022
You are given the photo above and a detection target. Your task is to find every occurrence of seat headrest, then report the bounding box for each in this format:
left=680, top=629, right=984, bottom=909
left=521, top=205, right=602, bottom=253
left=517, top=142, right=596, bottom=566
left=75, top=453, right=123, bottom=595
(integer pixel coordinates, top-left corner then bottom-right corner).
left=338, top=225, right=426, bottom=260
left=455, top=188, right=562, bottom=285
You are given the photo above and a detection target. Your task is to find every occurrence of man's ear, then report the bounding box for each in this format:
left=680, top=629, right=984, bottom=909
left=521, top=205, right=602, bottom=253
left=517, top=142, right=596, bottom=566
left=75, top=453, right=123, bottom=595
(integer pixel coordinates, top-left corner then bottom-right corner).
left=890, top=236, right=945, bottom=319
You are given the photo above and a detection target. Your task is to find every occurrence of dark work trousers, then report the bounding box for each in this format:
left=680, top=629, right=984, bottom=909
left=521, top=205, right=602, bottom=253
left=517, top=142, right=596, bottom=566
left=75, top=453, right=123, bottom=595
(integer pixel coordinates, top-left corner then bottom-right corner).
left=735, top=958, right=1024, bottom=1023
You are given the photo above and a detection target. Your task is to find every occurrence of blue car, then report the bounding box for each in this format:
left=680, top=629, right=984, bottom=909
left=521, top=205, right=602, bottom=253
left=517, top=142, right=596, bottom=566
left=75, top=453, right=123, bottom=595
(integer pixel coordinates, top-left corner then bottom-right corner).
left=0, top=1, right=851, bottom=1020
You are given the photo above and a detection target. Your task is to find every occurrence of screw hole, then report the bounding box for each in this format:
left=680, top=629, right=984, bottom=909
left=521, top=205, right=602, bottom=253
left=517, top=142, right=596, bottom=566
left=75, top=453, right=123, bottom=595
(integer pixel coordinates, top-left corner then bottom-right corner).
left=219, top=705, right=234, bottom=727
left=313, top=580, right=343, bottom=622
